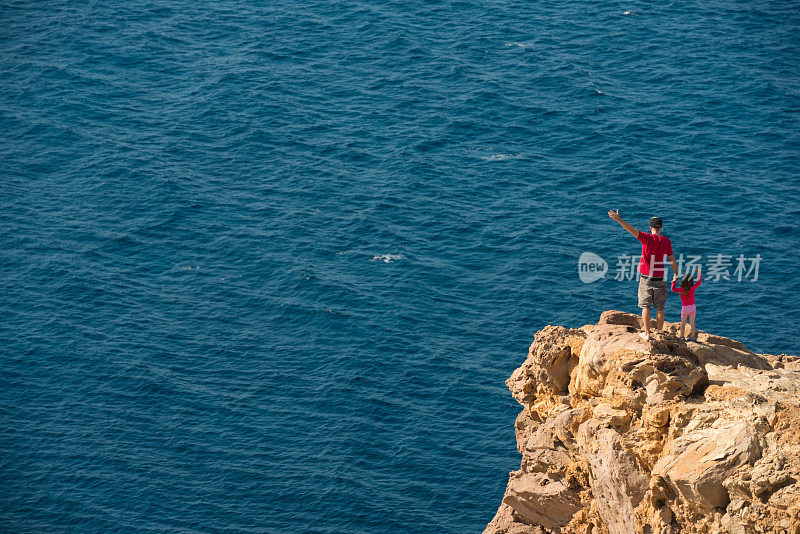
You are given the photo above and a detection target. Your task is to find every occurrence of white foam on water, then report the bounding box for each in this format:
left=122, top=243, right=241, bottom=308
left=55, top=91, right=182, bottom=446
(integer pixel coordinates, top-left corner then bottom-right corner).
left=370, top=253, right=405, bottom=263
left=479, top=153, right=522, bottom=161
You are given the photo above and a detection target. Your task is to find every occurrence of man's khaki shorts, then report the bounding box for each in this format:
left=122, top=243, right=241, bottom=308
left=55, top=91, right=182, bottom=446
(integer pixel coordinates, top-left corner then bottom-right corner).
left=638, top=276, right=667, bottom=310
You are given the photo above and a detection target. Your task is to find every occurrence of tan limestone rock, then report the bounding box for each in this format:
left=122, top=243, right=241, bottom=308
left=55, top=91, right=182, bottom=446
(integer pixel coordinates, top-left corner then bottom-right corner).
left=484, top=311, right=800, bottom=534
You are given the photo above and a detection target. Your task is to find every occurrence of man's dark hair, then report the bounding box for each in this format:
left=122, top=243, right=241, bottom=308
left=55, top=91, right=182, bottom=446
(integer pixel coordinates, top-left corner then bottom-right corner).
left=649, top=217, right=663, bottom=228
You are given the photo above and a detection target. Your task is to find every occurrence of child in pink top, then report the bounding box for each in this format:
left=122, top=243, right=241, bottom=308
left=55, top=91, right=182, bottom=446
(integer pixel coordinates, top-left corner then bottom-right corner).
left=671, top=271, right=702, bottom=341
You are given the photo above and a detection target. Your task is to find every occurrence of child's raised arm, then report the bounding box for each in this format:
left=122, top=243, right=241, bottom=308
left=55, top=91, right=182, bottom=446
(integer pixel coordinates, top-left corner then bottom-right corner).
left=692, top=272, right=702, bottom=289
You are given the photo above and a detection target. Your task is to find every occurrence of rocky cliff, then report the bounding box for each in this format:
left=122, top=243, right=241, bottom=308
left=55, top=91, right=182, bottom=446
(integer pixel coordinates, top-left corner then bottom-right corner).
left=485, top=311, right=800, bottom=534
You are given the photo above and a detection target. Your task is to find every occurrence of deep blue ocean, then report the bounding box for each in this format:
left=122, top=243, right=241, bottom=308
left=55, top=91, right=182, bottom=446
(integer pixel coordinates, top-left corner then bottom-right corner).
left=2, top=1, right=799, bottom=532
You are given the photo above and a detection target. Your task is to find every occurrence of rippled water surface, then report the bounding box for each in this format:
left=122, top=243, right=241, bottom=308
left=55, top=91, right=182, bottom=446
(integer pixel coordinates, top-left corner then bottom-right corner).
left=2, top=1, right=799, bottom=532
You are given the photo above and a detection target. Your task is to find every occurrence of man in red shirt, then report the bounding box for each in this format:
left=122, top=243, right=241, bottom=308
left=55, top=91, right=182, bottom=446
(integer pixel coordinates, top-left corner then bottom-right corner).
left=608, top=210, right=679, bottom=340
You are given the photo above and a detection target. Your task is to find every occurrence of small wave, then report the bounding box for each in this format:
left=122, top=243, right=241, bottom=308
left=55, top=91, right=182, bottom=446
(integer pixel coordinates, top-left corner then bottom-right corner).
left=370, top=254, right=405, bottom=263
left=479, top=153, right=522, bottom=161
left=622, top=10, right=644, bottom=15
left=504, top=42, right=531, bottom=48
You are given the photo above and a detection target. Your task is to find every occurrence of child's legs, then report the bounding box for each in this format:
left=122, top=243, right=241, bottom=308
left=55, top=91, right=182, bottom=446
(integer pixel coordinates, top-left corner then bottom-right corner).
left=689, top=313, right=696, bottom=337
left=679, top=316, right=686, bottom=337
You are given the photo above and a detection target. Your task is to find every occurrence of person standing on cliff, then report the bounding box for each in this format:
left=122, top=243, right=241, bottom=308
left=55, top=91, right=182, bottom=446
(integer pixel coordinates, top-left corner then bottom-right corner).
left=608, top=210, right=679, bottom=341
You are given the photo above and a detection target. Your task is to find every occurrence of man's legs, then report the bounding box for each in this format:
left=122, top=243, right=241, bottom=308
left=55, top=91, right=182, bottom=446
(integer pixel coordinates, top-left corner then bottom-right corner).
left=638, top=277, right=653, bottom=340
left=653, top=282, right=667, bottom=333
left=642, top=307, right=651, bottom=339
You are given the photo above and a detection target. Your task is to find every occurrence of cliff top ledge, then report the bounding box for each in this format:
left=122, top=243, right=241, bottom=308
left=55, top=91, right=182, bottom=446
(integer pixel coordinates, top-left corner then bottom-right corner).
left=485, top=310, right=800, bottom=534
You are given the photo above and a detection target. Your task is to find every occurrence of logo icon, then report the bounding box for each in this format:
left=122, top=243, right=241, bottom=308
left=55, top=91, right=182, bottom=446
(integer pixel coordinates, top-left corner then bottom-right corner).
left=578, top=252, right=607, bottom=283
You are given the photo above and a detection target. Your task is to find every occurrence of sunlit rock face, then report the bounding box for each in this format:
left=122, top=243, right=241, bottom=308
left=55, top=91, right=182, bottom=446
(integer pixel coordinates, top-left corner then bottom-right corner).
left=485, top=311, right=800, bottom=534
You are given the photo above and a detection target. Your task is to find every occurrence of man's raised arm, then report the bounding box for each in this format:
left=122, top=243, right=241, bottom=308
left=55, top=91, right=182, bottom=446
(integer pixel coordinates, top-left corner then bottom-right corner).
left=608, top=209, right=639, bottom=238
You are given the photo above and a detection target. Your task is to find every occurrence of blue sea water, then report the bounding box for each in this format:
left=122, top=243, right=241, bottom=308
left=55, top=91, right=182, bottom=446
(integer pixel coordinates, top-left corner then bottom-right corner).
left=1, top=0, right=799, bottom=532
